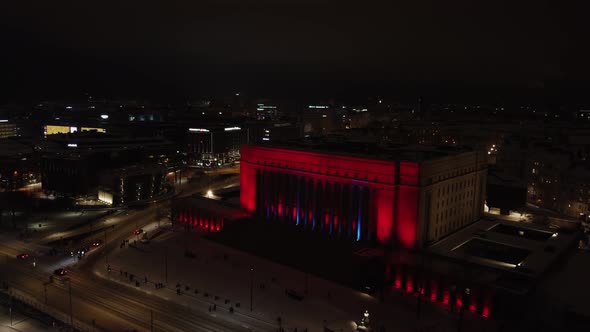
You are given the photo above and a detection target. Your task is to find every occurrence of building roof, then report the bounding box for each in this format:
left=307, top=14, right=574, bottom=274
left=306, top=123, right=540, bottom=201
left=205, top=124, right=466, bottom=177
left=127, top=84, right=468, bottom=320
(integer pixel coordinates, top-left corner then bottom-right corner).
left=172, top=196, right=250, bottom=220
left=265, top=137, right=476, bottom=162
left=427, top=219, right=579, bottom=281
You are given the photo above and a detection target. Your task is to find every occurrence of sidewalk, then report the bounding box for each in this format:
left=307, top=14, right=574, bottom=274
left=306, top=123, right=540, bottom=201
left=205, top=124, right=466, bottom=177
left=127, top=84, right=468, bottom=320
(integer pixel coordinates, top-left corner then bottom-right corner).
left=99, top=227, right=484, bottom=332
left=0, top=308, right=51, bottom=332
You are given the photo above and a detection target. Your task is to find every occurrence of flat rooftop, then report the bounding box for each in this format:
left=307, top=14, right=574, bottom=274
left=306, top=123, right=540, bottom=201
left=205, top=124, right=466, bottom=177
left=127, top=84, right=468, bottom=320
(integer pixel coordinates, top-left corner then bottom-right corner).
left=427, top=219, right=579, bottom=278
left=265, top=137, right=475, bottom=162
left=172, top=196, right=249, bottom=220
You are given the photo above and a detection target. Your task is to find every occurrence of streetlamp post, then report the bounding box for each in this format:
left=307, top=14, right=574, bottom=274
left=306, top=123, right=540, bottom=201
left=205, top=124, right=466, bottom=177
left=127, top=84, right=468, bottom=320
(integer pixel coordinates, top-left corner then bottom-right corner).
left=151, top=309, right=154, bottom=332
left=250, top=268, right=254, bottom=312
left=104, top=228, right=108, bottom=266
left=457, top=288, right=470, bottom=332
left=68, top=280, right=73, bottom=328
left=164, top=246, right=168, bottom=284
left=9, top=293, right=12, bottom=326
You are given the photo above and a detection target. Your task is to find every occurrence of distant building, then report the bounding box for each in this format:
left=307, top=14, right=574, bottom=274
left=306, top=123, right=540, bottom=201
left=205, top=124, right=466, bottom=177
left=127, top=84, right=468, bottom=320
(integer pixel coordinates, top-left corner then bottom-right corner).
left=254, top=102, right=280, bottom=120
left=39, top=132, right=174, bottom=196
left=0, top=139, right=38, bottom=191
left=301, top=105, right=341, bottom=135
left=240, top=140, right=487, bottom=248
left=0, top=120, right=19, bottom=138
left=98, top=165, right=167, bottom=206
left=245, top=120, right=300, bottom=144
left=186, top=126, right=247, bottom=167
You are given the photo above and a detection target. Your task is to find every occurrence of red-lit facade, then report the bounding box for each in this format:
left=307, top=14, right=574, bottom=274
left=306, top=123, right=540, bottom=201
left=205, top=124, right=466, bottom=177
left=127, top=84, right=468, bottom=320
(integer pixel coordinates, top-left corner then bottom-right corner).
left=240, top=144, right=421, bottom=248
left=172, top=196, right=250, bottom=233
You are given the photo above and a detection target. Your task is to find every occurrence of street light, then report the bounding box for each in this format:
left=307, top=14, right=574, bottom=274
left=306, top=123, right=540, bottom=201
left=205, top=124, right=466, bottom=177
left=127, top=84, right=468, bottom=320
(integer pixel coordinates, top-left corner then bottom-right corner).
left=63, top=278, right=73, bottom=328
left=164, top=246, right=168, bottom=284
left=250, top=268, right=254, bottom=312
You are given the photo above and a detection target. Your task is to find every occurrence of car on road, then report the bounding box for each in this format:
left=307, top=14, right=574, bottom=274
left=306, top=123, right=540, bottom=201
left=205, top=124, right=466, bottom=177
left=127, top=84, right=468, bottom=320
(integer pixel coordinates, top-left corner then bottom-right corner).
left=16, top=253, right=30, bottom=260
left=133, top=228, right=144, bottom=235
left=92, top=239, right=103, bottom=247
left=53, top=268, right=67, bottom=277
left=76, top=247, right=90, bottom=257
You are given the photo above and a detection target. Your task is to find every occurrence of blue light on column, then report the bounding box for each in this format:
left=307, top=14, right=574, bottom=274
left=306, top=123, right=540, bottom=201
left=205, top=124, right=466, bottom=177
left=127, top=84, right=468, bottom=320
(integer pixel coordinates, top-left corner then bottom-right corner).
left=357, top=220, right=361, bottom=241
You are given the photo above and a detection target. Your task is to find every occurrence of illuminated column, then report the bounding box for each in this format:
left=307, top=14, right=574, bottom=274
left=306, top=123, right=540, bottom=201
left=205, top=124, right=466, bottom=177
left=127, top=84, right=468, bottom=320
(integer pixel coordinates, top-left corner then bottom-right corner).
left=296, top=176, right=302, bottom=226
left=323, top=182, right=331, bottom=233
left=375, top=188, right=394, bottom=245
left=307, top=178, right=314, bottom=228
left=396, top=186, right=419, bottom=248
left=255, top=169, right=263, bottom=216
left=240, top=162, right=257, bottom=213
left=270, top=171, right=278, bottom=220
left=357, top=186, right=366, bottom=241
left=396, top=162, right=419, bottom=248
left=348, top=184, right=355, bottom=239
left=351, top=186, right=359, bottom=240
left=264, top=171, right=271, bottom=219
left=334, top=182, right=342, bottom=235
left=342, top=184, right=350, bottom=237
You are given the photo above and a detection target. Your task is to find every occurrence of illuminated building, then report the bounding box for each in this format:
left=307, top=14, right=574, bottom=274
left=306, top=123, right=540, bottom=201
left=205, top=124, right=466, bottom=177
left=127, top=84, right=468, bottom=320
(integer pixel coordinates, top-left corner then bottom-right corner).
left=240, top=141, right=487, bottom=248
left=186, top=126, right=247, bottom=167
left=0, top=120, right=18, bottom=138
left=44, top=124, right=106, bottom=136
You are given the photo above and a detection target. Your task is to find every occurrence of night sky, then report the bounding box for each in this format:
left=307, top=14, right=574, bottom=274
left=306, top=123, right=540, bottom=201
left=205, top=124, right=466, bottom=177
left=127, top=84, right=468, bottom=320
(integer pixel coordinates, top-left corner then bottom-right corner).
left=0, top=1, right=580, bottom=102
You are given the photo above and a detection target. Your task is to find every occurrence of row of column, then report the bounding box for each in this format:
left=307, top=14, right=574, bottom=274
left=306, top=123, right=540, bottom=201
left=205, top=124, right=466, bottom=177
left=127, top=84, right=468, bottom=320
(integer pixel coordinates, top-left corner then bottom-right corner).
left=388, top=264, right=493, bottom=318
left=175, top=208, right=225, bottom=233
left=255, top=169, right=373, bottom=242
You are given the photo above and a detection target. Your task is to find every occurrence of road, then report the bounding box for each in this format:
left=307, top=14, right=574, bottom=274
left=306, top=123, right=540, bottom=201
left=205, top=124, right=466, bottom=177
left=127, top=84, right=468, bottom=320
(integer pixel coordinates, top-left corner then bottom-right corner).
left=0, top=167, right=259, bottom=331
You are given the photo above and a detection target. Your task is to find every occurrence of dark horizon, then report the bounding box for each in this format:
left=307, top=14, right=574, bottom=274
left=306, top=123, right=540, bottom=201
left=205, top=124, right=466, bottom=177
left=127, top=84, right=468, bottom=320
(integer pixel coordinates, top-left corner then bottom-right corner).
left=0, top=1, right=585, bottom=104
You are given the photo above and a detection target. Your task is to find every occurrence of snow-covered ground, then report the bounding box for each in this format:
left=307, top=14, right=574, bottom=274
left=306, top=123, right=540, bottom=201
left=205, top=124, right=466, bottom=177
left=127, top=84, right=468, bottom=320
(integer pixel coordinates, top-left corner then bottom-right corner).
left=99, top=224, right=491, bottom=332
